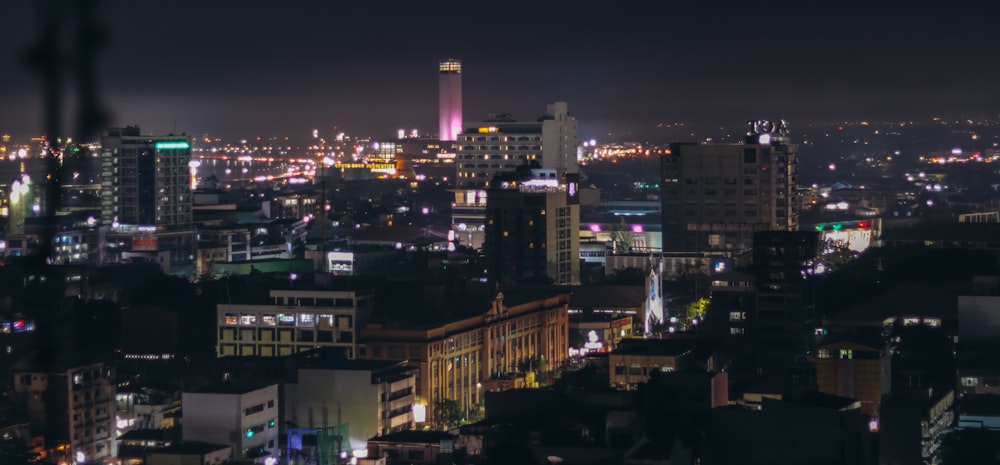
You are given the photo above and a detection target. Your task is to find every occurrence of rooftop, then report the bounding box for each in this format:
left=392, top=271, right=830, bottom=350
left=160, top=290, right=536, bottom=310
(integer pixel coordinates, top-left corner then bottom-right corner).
left=147, top=442, right=232, bottom=456
left=186, top=381, right=276, bottom=395
left=369, top=430, right=456, bottom=444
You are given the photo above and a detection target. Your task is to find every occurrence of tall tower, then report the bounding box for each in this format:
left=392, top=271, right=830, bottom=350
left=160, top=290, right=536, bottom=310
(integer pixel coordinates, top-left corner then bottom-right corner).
left=438, top=59, right=462, bottom=142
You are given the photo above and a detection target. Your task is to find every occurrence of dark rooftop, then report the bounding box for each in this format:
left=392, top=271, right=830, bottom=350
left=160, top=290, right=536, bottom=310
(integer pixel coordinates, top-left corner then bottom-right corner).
left=369, top=430, right=456, bottom=444
left=147, top=442, right=232, bottom=456
left=830, top=282, right=958, bottom=323
left=186, top=381, right=277, bottom=395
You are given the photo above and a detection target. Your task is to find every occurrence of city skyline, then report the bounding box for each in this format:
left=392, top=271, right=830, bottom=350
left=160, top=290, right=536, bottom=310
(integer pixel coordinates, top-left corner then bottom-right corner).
left=1, top=1, right=999, bottom=142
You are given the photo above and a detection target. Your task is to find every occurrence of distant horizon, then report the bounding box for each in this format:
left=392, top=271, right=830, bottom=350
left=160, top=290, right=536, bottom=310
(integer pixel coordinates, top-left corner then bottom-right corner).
left=2, top=1, right=999, bottom=144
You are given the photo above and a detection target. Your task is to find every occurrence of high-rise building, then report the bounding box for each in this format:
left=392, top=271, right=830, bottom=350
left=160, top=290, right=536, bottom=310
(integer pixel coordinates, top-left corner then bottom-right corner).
left=100, top=127, right=192, bottom=229
left=484, top=167, right=580, bottom=285
left=453, top=102, right=578, bottom=250
left=438, top=59, right=462, bottom=142
left=660, top=127, right=799, bottom=255
left=100, top=127, right=196, bottom=271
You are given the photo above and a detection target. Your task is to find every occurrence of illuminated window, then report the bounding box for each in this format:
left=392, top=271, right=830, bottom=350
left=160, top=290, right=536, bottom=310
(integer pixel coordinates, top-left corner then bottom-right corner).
left=298, top=313, right=315, bottom=327
left=817, top=349, right=831, bottom=359
left=224, top=314, right=239, bottom=325
left=961, top=377, right=978, bottom=387
left=839, top=349, right=853, bottom=360
left=278, top=314, right=295, bottom=325
left=262, top=315, right=277, bottom=326
left=240, top=314, right=257, bottom=326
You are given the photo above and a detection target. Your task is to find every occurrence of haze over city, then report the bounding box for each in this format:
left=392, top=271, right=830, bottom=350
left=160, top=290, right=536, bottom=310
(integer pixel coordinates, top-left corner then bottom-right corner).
left=2, top=0, right=1000, bottom=141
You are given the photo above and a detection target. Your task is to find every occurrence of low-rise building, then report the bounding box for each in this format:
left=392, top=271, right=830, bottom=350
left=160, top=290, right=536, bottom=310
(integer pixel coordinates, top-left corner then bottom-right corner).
left=181, top=382, right=279, bottom=462
left=145, top=442, right=232, bottom=465
left=362, top=290, right=570, bottom=425
left=217, top=289, right=374, bottom=359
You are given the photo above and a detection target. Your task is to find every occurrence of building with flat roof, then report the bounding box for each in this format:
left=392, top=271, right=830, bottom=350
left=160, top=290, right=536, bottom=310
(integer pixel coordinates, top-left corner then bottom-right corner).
left=660, top=129, right=799, bottom=255
left=10, top=355, right=116, bottom=463
left=181, top=382, right=279, bottom=462
left=285, top=355, right=416, bottom=452
left=100, top=126, right=196, bottom=272
left=453, top=102, right=578, bottom=250
left=484, top=167, right=580, bottom=285
left=145, top=442, right=232, bottom=465
left=217, top=289, right=374, bottom=359
left=361, top=290, right=570, bottom=426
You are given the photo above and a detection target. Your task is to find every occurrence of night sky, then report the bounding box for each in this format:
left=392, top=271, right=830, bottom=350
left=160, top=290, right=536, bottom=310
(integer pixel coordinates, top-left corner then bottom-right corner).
left=1, top=1, right=998, bottom=142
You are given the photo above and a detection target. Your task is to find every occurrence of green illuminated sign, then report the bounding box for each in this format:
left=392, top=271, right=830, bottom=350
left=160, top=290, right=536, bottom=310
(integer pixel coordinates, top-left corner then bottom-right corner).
left=154, top=141, right=190, bottom=150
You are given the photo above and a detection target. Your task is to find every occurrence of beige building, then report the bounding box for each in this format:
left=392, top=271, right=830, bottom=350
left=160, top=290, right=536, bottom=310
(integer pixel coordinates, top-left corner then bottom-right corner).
left=217, top=289, right=374, bottom=359
left=453, top=102, right=578, bottom=250
left=362, top=291, right=570, bottom=425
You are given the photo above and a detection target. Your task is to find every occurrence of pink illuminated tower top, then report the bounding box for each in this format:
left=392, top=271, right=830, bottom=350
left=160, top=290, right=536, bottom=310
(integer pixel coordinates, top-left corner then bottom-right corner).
left=439, top=59, right=462, bottom=142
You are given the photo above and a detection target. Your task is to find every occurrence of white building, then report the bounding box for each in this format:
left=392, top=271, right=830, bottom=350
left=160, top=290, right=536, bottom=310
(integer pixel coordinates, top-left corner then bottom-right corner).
left=285, top=357, right=416, bottom=452
left=217, top=289, right=374, bottom=359
left=453, top=102, right=578, bottom=250
left=181, top=382, right=279, bottom=462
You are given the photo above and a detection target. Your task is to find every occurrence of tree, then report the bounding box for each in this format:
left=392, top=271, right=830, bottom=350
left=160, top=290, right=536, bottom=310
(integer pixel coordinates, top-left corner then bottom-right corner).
left=434, top=399, right=462, bottom=430
left=818, top=238, right=857, bottom=272
left=610, top=217, right=635, bottom=253
left=685, top=298, right=709, bottom=322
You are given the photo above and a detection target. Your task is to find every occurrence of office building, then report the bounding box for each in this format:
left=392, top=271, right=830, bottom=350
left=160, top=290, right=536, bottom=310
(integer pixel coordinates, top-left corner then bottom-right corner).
left=453, top=102, right=578, bottom=250
left=181, top=382, right=279, bottom=462
left=660, top=128, right=799, bottom=255
left=439, top=59, right=462, bottom=142
left=10, top=356, right=116, bottom=463
left=217, top=289, right=374, bottom=359
left=100, top=126, right=196, bottom=271
left=484, top=167, right=580, bottom=285
left=362, top=291, right=570, bottom=425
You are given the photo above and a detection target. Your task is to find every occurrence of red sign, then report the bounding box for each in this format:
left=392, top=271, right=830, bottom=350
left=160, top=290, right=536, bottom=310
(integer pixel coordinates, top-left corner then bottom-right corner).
left=133, top=236, right=158, bottom=251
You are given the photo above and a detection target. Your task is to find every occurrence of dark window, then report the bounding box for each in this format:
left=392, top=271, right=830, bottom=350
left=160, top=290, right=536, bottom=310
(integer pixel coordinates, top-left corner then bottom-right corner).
left=744, top=148, right=757, bottom=163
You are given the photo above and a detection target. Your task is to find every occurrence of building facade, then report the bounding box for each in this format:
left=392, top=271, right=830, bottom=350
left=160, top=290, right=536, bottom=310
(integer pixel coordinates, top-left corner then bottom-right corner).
left=438, top=59, right=462, bottom=142
left=100, top=126, right=196, bottom=271
left=362, top=291, right=570, bottom=425
left=285, top=359, right=416, bottom=451
left=181, top=383, right=279, bottom=462
left=809, top=339, right=891, bottom=417
left=660, top=130, right=799, bottom=255
left=453, top=102, right=578, bottom=250
left=217, top=290, right=374, bottom=359
left=10, top=359, right=116, bottom=463
left=484, top=168, right=580, bottom=285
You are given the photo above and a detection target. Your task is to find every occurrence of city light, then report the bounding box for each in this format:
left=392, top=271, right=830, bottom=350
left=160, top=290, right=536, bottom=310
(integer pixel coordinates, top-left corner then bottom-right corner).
left=154, top=141, right=191, bottom=150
